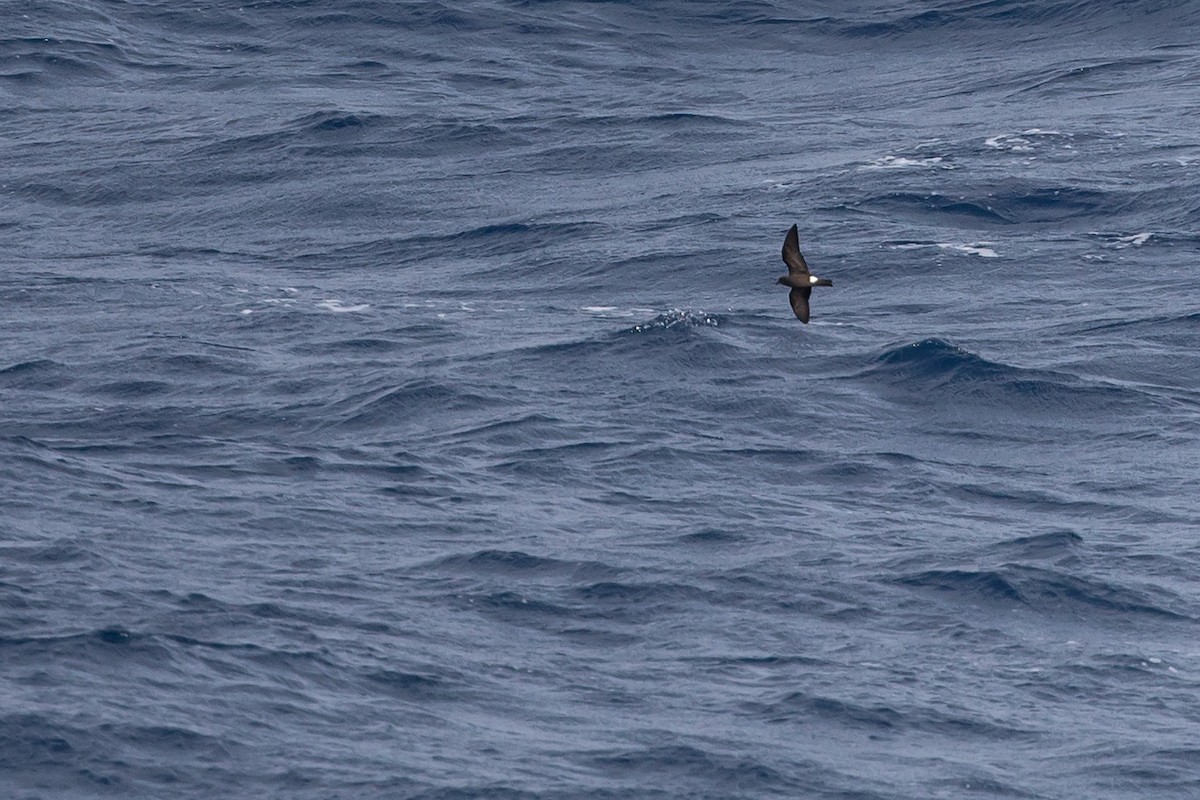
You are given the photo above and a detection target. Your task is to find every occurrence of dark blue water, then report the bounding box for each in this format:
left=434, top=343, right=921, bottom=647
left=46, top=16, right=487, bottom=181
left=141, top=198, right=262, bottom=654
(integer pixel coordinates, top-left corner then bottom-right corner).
left=4, top=2, right=1200, bottom=797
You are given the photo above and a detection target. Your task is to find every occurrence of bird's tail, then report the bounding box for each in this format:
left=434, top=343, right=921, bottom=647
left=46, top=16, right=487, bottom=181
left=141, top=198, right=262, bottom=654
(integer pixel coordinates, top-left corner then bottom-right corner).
left=813, top=278, right=833, bottom=287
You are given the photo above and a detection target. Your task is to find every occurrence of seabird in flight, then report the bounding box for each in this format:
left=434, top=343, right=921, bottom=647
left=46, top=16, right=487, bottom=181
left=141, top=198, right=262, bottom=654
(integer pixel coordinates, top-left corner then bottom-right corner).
left=777, top=223, right=833, bottom=323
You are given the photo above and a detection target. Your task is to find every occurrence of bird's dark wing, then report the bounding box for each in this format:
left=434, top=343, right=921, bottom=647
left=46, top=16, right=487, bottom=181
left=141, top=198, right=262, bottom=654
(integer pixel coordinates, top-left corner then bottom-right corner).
left=788, top=287, right=811, bottom=323
left=781, top=224, right=810, bottom=276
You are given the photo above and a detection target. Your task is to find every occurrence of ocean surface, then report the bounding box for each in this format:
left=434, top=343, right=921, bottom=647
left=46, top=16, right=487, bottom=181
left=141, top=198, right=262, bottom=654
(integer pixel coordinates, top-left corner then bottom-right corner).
left=3, top=1, right=1200, bottom=797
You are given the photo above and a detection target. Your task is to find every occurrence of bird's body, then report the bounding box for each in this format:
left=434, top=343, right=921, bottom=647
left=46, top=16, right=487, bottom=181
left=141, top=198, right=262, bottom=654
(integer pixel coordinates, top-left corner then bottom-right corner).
left=777, top=223, right=832, bottom=323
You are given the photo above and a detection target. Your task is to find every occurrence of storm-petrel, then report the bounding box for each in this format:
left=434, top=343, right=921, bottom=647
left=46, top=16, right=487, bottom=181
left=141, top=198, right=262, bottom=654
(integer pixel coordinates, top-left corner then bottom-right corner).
left=777, top=223, right=832, bottom=323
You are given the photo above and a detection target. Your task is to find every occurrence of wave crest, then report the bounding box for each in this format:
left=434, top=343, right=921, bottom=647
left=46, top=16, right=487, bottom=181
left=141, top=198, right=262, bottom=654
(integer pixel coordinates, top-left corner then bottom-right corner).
left=865, top=339, right=1142, bottom=414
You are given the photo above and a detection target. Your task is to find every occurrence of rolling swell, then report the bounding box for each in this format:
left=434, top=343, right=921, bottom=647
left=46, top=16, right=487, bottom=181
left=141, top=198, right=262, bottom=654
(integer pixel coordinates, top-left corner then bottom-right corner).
left=864, top=339, right=1150, bottom=415
left=849, top=184, right=1117, bottom=227
left=839, top=0, right=1198, bottom=38
left=896, top=565, right=1191, bottom=620
left=474, top=310, right=742, bottom=382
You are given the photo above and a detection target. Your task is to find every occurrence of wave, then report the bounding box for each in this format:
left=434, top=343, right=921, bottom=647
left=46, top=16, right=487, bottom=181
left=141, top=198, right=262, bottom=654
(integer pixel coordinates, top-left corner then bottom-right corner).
left=191, top=109, right=395, bottom=158
left=848, top=184, right=1115, bottom=226
left=621, top=309, right=725, bottom=333
left=308, top=220, right=602, bottom=268
left=467, top=309, right=744, bottom=386
left=746, top=690, right=1036, bottom=742
left=837, top=0, right=1199, bottom=38
left=0, top=711, right=228, bottom=789
left=0, top=359, right=70, bottom=389
left=896, top=565, right=1191, bottom=619
left=1070, top=310, right=1200, bottom=337
left=321, top=378, right=498, bottom=431
left=0, top=626, right=170, bottom=662
left=984, top=530, right=1084, bottom=560
left=0, top=36, right=123, bottom=83
left=586, top=743, right=796, bottom=792
left=424, top=548, right=620, bottom=582
left=863, top=338, right=1149, bottom=414
left=451, top=221, right=600, bottom=259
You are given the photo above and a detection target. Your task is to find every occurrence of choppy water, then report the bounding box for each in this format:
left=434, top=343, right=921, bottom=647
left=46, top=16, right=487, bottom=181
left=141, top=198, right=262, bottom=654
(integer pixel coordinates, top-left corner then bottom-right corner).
left=3, top=2, right=1200, bottom=798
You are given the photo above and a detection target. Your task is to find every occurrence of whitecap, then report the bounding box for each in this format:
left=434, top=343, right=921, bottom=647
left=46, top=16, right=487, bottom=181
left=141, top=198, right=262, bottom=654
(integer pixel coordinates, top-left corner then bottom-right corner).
left=630, top=309, right=721, bottom=332
left=318, top=299, right=370, bottom=313
left=889, top=242, right=998, bottom=258
left=1115, top=232, right=1151, bottom=247
left=861, top=155, right=949, bottom=170
left=1090, top=231, right=1152, bottom=249
left=582, top=306, right=657, bottom=318
left=985, top=134, right=1033, bottom=152
left=986, top=129, right=1072, bottom=153
left=938, top=243, right=999, bottom=258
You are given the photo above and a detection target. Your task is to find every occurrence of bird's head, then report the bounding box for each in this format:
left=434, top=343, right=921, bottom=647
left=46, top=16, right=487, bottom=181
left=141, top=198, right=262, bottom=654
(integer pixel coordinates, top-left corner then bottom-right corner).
left=776, top=276, right=788, bottom=286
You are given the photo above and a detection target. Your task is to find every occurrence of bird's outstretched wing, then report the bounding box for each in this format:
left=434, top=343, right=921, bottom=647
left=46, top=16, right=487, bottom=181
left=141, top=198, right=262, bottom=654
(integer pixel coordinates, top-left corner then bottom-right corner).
left=781, top=224, right=810, bottom=276
left=788, top=287, right=812, bottom=324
